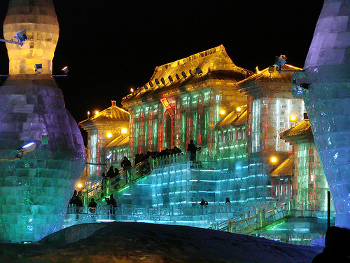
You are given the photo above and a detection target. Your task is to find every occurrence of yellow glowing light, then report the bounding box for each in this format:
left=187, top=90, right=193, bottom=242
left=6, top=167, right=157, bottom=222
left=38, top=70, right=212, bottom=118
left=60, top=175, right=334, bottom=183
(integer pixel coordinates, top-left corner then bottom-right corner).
left=107, top=132, right=112, bottom=138
left=219, top=109, right=226, bottom=115
left=77, top=183, right=83, bottom=189
left=95, top=110, right=99, bottom=115
left=130, top=88, right=134, bottom=93
left=270, top=156, right=277, bottom=164
left=289, top=114, right=297, bottom=122
left=236, top=107, right=242, bottom=112
left=121, top=128, right=128, bottom=134
left=160, top=98, right=171, bottom=109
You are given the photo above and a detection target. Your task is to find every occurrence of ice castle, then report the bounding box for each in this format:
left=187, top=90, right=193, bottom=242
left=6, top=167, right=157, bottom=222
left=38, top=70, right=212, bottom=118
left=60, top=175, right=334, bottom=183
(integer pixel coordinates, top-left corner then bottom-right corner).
left=0, top=0, right=86, bottom=242
left=78, top=44, right=334, bottom=244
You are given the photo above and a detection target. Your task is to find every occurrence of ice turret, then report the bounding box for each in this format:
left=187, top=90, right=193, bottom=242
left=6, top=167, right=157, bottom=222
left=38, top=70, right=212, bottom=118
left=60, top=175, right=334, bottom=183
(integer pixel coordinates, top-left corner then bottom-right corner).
left=301, top=0, right=350, bottom=228
left=0, top=0, right=86, bottom=242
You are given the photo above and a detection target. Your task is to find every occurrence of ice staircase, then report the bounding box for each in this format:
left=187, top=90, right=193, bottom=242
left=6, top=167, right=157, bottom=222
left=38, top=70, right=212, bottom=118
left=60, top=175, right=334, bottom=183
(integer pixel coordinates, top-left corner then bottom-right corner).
left=211, top=199, right=294, bottom=235
left=84, top=153, right=191, bottom=203
left=85, top=161, right=152, bottom=202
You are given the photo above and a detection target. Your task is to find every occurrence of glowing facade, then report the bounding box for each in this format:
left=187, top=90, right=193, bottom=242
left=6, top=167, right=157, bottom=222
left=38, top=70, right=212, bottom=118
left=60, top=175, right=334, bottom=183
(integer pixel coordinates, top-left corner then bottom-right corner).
left=281, top=117, right=330, bottom=212
left=0, top=0, right=85, bottom=242
left=79, top=100, right=130, bottom=182
left=122, top=45, right=250, bottom=156
left=85, top=46, right=330, bottom=214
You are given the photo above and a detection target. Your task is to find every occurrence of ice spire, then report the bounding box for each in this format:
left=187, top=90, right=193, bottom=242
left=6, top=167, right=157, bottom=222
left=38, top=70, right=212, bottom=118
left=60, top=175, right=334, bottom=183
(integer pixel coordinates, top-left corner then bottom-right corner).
left=0, top=0, right=85, bottom=243
left=302, top=0, right=350, bottom=228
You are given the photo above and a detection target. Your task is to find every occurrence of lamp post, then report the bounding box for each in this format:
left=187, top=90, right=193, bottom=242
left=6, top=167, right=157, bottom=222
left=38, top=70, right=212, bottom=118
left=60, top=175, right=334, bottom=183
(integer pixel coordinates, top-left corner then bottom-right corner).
left=270, top=156, right=278, bottom=171
left=289, top=114, right=298, bottom=127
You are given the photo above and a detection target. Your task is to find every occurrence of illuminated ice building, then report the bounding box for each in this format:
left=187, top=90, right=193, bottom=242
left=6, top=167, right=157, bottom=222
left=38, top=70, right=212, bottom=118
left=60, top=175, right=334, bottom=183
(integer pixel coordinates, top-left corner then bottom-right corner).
left=79, top=45, right=334, bottom=244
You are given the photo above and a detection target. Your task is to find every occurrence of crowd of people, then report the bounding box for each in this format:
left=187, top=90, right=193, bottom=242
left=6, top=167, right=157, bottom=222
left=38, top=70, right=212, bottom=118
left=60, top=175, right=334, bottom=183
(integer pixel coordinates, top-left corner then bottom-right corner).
left=134, top=146, right=182, bottom=165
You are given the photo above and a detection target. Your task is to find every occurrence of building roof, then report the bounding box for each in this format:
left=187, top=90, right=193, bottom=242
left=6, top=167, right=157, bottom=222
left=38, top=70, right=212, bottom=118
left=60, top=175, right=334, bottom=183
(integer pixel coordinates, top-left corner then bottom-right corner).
left=237, top=64, right=303, bottom=94
left=280, top=118, right=313, bottom=144
left=122, top=45, right=253, bottom=104
left=270, top=154, right=294, bottom=177
left=79, top=101, right=130, bottom=129
left=105, top=134, right=129, bottom=148
left=216, top=106, right=248, bottom=129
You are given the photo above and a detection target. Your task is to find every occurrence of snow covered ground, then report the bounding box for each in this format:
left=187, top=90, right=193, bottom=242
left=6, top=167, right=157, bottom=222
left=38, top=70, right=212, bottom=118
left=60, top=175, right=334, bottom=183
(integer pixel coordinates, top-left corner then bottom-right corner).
left=0, top=222, right=323, bottom=262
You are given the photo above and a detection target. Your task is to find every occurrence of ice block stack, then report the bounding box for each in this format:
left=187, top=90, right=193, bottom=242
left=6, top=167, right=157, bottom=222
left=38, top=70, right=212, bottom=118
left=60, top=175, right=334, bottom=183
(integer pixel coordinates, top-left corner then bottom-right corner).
left=303, top=0, right=350, bottom=228
left=0, top=0, right=86, bottom=242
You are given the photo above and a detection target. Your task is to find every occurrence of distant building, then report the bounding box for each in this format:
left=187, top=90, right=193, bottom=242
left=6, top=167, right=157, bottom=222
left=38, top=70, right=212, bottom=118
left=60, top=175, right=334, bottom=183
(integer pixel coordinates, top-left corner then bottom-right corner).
left=79, top=100, right=129, bottom=181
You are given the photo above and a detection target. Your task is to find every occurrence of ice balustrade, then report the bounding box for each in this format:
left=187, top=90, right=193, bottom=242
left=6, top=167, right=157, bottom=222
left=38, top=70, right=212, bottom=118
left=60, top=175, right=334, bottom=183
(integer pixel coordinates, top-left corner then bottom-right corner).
left=211, top=198, right=335, bottom=235
left=64, top=202, right=237, bottom=229
left=212, top=200, right=293, bottom=233
left=85, top=152, right=192, bottom=200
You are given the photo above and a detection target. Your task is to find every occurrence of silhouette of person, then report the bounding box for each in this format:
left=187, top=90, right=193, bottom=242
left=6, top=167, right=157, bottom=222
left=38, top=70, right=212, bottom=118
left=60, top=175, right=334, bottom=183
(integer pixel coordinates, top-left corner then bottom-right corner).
left=74, top=191, right=83, bottom=213
left=312, top=226, right=350, bottom=263
left=69, top=190, right=78, bottom=205
left=106, top=194, right=117, bottom=214
left=121, top=156, right=132, bottom=183
left=106, top=165, right=115, bottom=178
left=200, top=198, right=208, bottom=206
left=88, top=198, right=97, bottom=213
left=225, top=197, right=231, bottom=204
left=187, top=139, right=197, bottom=161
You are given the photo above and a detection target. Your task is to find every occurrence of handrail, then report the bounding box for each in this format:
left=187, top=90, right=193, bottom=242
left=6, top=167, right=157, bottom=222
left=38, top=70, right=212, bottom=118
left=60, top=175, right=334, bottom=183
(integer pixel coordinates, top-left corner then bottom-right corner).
left=212, top=199, right=293, bottom=234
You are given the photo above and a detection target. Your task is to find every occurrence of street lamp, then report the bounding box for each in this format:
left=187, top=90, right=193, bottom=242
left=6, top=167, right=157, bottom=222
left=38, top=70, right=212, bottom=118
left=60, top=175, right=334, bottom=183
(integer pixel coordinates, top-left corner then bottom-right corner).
left=270, top=156, right=278, bottom=171
left=289, top=114, right=298, bottom=123
left=219, top=109, right=226, bottom=116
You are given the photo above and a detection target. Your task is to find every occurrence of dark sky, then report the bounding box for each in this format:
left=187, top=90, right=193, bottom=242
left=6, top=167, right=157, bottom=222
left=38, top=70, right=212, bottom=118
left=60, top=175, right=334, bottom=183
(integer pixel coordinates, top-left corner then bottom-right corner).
left=0, top=0, right=324, bottom=123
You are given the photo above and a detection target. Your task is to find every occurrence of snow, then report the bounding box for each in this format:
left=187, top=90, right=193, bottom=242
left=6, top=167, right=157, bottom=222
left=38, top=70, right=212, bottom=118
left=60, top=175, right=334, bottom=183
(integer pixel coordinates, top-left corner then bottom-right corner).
left=0, top=222, right=323, bottom=263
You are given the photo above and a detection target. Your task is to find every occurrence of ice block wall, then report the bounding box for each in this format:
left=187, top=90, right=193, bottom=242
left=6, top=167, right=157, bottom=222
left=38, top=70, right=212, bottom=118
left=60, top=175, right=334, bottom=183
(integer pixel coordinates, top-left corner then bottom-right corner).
left=303, top=0, right=350, bottom=228
left=0, top=0, right=86, bottom=242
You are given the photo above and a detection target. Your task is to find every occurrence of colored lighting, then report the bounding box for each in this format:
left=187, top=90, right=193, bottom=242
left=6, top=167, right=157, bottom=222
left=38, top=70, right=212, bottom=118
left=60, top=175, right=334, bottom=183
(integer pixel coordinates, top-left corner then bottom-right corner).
left=289, top=114, right=297, bottom=122
left=77, top=183, right=83, bottom=189
left=219, top=109, right=226, bottom=115
left=22, top=142, right=35, bottom=149
left=270, top=156, right=277, bottom=164
left=107, top=132, right=112, bottom=138
left=160, top=98, right=171, bottom=109
left=95, top=110, right=99, bottom=115
left=121, top=128, right=128, bottom=134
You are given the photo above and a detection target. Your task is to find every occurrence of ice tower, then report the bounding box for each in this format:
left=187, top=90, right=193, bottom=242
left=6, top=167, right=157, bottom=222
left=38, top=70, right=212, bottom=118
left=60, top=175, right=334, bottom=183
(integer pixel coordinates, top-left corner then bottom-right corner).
left=0, top=0, right=86, bottom=242
left=300, top=0, right=350, bottom=228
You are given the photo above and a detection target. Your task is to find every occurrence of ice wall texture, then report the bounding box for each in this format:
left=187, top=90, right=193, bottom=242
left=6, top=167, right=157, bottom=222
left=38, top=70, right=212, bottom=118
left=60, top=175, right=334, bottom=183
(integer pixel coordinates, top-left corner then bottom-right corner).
left=0, top=0, right=86, bottom=242
left=303, top=0, right=350, bottom=228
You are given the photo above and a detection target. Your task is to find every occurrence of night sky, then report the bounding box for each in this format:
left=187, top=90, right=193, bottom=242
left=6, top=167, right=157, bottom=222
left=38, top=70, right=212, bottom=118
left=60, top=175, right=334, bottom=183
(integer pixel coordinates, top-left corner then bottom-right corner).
left=0, top=0, right=324, bottom=124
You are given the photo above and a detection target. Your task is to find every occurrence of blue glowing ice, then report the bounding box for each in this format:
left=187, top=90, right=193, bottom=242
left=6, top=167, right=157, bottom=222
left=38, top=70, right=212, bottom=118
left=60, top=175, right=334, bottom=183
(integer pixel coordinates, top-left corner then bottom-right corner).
left=0, top=0, right=86, bottom=243
left=302, top=0, right=350, bottom=229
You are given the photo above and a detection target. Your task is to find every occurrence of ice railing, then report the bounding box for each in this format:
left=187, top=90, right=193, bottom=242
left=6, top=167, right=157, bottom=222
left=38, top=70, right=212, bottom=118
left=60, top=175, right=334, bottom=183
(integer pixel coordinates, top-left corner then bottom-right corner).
left=85, top=152, right=194, bottom=200
left=66, top=202, right=237, bottom=222
left=84, top=151, right=219, bottom=201
left=210, top=199, right=335, bottom=234
left=210, top=199, right=291, bottom=233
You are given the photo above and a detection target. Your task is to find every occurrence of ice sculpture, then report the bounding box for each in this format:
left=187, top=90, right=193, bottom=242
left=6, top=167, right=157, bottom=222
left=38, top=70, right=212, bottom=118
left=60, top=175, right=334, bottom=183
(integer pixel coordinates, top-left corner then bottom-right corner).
left=0, top=0, right=86, bottom=242
left=300, top=0, right=350, bottom=228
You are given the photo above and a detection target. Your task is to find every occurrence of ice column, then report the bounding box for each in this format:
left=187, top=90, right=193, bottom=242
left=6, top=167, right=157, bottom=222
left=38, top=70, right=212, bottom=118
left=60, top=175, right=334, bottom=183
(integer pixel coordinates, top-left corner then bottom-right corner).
left=303, top=0, right=350, bottom=228
left=0, top=0, right=86, bottom=242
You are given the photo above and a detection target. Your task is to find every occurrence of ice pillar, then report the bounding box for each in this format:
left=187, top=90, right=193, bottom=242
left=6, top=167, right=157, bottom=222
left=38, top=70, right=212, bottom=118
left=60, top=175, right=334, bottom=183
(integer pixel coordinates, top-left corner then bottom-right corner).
left=0, top=0, right=86, bottom=242
left=302, top=0, right=350, bottom=228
